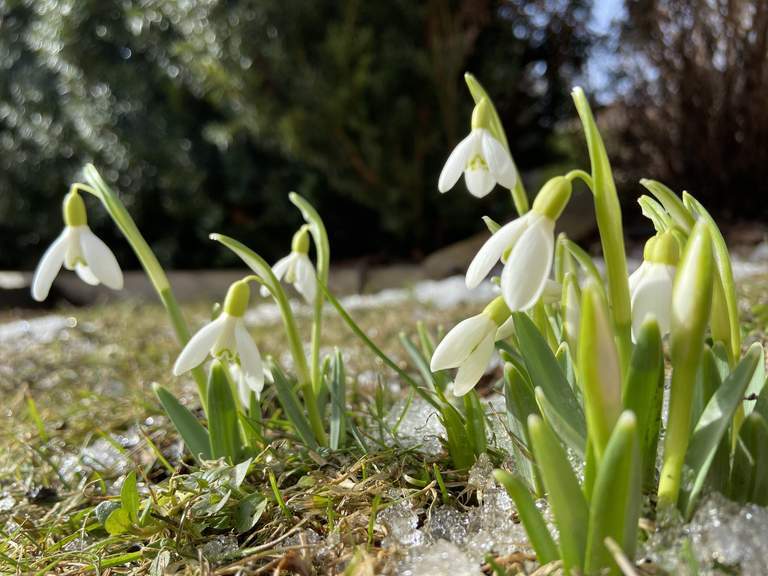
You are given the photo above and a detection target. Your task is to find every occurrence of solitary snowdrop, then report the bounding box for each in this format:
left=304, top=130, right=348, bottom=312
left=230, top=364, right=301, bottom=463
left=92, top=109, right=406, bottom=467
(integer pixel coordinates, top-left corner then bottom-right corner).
left=261, top=226, right=316, bottom=304
left=430, top=297, right=511, bottom=396
left=438, top=98, right=518, bottom=198
left=629, top=231, right=679, bottom=340
left=174, top=280, right=265, bottom=398
left=31, top=189, right=123, bottom=301
left=466, top=176, right=572, bottom=312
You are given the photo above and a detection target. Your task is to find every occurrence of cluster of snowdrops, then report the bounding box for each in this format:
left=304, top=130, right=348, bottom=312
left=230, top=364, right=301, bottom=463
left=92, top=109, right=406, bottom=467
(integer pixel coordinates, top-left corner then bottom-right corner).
left=31, top=75, right=767, bottom=575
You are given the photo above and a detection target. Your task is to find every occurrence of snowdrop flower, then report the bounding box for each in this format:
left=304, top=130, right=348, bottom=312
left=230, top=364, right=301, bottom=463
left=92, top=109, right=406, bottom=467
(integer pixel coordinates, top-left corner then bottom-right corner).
left=261, top=226, right=316, bottom=304
left=438, top=98, right=518, bottom=198
left=629, top=231, right=679, bottom=340
left=174, top=280, right=265, bottom=398
left=466, top=176, right=572, bottom=312
left=430, top=297, right=511, bottom=396
left=31, top=190, right=123, bottom=301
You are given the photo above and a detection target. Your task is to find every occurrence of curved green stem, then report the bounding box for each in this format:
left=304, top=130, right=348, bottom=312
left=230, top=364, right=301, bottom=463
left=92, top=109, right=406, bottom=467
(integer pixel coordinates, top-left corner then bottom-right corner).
left=210, top=233, right=327, bottom=447
left=78, top=166, right=208, bottom=409
left=289, top=193, right=329, bottom=396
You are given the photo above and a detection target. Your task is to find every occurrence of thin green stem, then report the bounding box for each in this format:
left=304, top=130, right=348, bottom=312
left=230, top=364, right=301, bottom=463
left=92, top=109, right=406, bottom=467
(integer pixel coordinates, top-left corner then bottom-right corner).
left=211, top=233, right=327, bottom=446
left=78, top=166, right=208, bottom=409
left=318, top=280, right=441, bottom=411
left=289, top=193, right=329, bottom=396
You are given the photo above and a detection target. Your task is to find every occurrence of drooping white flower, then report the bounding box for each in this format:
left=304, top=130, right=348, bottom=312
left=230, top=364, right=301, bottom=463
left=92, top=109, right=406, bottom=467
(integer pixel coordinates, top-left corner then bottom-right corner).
left=629, top=232, right=679, bottom=340
left=174, top=280, right=265, bottom=399
left=465, top=176, right=572, bottom=312
left=31, top=190, right=123, bottom=302
left=430, top=297, right=511, bottom=396
left=438, top=99, right=517, bottom=198
left=261, top=226, right=316, bottom=304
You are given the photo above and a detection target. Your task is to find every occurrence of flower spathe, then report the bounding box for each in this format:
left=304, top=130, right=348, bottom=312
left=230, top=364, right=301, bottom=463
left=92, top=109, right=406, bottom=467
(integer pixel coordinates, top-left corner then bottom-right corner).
left=31, top=190, right=123, bottom=302
left=438, top=99, right=517, bottom=198
left=174, top=280, right=265, bottom=399
left=430, top=297, right=511, bottom=396
left=629, top=232, right=679, bottom=340
left=261, top=226, right=316, bottom=304
left=465, top=176, right=571, bottom=312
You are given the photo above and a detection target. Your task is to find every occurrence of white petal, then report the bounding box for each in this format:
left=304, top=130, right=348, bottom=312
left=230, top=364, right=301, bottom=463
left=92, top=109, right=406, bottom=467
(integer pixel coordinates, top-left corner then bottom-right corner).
left=466, top=214, right=531, bottom=289
left=75, top=263, right=100, bottom=286
left=453, top=332, right=496, bottom=396
left=495, top=158, right=519, bottom=190
left=631, top=263, right=675, bottom=339
left=235, top=319, right=264, bottom=398
left=481, top=131, right=514, bottom=181
left=292, top=253, right=317, bottom=304
left=431, top=314, right=495, bottom=371
left=495, top=316, right=516, bottom=340
left=438, top=131, right=479, bottom=193
left=628, top=261, right=648, bottom=298
left=173, top=316, right=224, bottom=375
left=212, top=314, right=238, bottom=354
left=31, top=229, right=69, bottom=301
left=261, top=254, right=293, bottom=297
left=78, top=226, right=123, bottom=290
left=464, top=167, right=496, bottom=198
left=501, top=216, right=555, bottom=311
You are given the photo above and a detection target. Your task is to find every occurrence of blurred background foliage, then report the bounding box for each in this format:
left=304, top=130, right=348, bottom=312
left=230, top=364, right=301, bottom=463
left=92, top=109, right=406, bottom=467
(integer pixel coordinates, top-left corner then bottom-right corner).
left=0, top=0, right=765, bottom=270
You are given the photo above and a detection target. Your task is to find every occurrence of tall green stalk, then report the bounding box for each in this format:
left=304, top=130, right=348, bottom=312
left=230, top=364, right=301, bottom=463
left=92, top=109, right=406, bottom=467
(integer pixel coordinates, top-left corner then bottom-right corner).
left=570, top=89, right=632, bottom=377
left=79, top=165, right=208, bottom=407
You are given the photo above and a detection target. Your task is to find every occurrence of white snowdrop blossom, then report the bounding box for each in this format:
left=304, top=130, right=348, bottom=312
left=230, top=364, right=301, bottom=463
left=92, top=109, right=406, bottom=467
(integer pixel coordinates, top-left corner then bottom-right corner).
left=32, top=190, right=123, bottom=302
left=465, top=176, right=572, bottom=312
left=261, top=226, right=316, bottom=304
left=174, top=280, right=265, bottom=399
left=430, top=297, right=511, bottom=396
left=438, top=99, right=518, bottom=198
left=629, top=232, right=679, bottom=340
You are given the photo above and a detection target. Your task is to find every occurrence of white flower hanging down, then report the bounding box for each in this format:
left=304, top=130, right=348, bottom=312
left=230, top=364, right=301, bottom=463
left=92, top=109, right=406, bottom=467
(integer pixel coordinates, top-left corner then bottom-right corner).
left=31, top=190, right=123, bottom=301
left=261, top=226, right=316, bottom=304
left=430, top=297, right=511, bottom=396
left=465, top=176, right=572, bottom=312
left=174, top=280, right=265, bottom=399
left=629, top=231, right=679, bottom=339
left=438, top=98, right=518, bottom=198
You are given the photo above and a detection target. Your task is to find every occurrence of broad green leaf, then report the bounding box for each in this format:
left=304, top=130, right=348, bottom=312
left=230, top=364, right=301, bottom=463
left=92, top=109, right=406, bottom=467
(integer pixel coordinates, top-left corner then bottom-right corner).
left=555, top=342, right=577, bottom=393
left=730, top=413, right=768, bottom=506
left=585, top=412, right=641, bottom=575
left=503, top=363, right=540, bottom=493
left=329, top=348, right=347, bottom=450
left=440, top=402, right=475, bottom=471
left=104, top=507, right=132, bottom=536
left=120, top=471, right=139, bottom=524
left=494, top=470, right=558, bottom=564
left=535, top=387, right=584, bottom=458
left=528, top=415, right=589, bottom=573
left=622, top=318, right=664, bottom=490
left=743, top=343, right=765, bottom=417
left=690, top=346, right=722, bottom=432
left=464, top=391, right=487, bottom=457
left=270, top=364, right=319, bottom=450
left=235, top=492, right=268, bottom=533
left=679, top=344, right=762, bottom=518
left=753, top=375, right=768, bottom=422
left=153, top=384, right=211, bottom=460
left=513, top=313, right=586, bottom=450
left=207, top=361, right=242, bottom=462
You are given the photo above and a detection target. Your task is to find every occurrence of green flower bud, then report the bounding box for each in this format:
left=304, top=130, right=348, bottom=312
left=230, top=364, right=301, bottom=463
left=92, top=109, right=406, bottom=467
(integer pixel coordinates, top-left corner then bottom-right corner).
left=63, top=190, right=87, bottom=227
left=483, top=296, right=511, bottom=326
left=291, top=226, right=311, bottom=254
left=470, top=98, right=494, bottom=131
left=531, top=176, right=572, bottom=221
left=223, top=280, right=251, bottom=317
left=649, top=231, right=679, bottom=265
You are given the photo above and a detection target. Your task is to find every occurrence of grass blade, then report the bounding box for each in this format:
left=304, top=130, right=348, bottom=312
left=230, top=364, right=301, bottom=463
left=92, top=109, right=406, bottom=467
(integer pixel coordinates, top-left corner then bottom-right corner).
left=270, top=364, right=319, bottom=450
left=329, top=348, right=347, bottom=450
